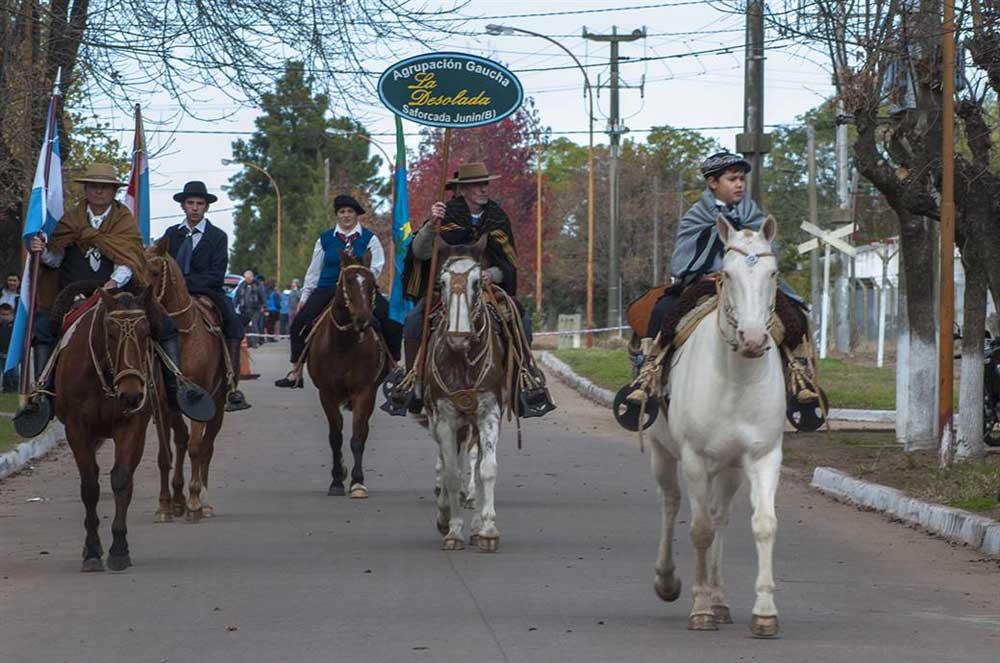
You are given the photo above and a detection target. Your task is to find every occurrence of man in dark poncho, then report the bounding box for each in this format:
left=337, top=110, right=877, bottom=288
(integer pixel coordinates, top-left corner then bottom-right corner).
left=398, top=161, right=552, bottom=417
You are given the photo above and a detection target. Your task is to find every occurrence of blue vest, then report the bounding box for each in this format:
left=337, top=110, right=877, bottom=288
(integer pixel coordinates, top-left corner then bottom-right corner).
left=317, top=227, right=374, bottom=288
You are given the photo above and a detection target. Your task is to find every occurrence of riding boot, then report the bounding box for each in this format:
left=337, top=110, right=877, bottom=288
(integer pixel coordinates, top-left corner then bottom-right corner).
left=403, top=337, right=423, bottom=414
left=159, top=337, right=182, bottom=412
left=225, top=338, right=251, bottom=412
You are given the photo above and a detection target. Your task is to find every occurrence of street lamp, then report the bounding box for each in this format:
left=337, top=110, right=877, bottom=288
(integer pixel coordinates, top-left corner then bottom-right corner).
left=222, top=158, right=283, bottom=285
left=486, top=24, right=597, bottom=345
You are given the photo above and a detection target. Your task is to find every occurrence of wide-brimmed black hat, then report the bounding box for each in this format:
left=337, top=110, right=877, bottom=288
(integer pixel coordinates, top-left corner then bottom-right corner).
left=333, top=194, right=365, bottom=215
left=173, top=181, right=218, bottom=204
left=699, top=151, right=752, bottom=179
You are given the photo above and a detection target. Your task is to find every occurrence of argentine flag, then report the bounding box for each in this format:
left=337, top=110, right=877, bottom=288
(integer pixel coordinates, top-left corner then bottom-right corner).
left=123, top=105, right=150, bottom=244
left=5, top=93, right=64, bottom=373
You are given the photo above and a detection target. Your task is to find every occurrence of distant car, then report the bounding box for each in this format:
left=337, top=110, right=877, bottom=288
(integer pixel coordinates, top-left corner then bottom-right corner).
left=224, top=273, right=243, bottom=299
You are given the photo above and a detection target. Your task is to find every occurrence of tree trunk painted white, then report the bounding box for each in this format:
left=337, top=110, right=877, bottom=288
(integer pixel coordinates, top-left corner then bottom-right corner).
left=956, top=256, right=988, bottom=460
left=898, top=217, right=937, bottom=452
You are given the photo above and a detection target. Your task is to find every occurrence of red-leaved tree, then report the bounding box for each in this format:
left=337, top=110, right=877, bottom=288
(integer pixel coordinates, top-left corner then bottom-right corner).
left=406, top=104, right=549, bottom=300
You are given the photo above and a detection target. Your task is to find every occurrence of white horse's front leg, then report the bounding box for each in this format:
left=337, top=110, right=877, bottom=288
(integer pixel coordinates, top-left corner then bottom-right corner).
left=706, top=467, right=742, bottom=624
left=745, top=446, right=781, bottom=637
left=433, top=413, right=465, bottom=551
left=463, top=435, right=478, bottom=509
left=650, top=439, right=682, bottom=603
left=681, top=451, right=717, bottom=631
left=473, top=404, right=501, bottom=553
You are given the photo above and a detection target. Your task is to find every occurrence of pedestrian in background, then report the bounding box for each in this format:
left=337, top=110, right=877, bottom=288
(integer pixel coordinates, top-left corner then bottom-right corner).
left=279, top=286, right=291, bottom=336
left=0, top=302, right=19, bottom=392
left=0, top=272, right=19, bottom=310
left=235, top=270, right=265, bottom=348
left=287, top=278, right=302, bottom=326
left=254, top=274, right=268, bottom=341
left=265, top=277, right=280, bottom=341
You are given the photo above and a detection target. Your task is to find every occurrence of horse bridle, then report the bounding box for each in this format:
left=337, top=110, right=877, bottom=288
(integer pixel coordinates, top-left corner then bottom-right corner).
left=88, top=300, right=153, bottom=415
left=331, top=264, right=376, bottom=332
left=716, top=245, right=777, bottom=351
left=442, top=259, right=484, bottom=339
left=150, top=255, right=195, bottom=332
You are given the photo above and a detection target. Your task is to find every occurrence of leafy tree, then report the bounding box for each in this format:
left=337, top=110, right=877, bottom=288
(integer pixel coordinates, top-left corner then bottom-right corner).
left=227, top=61, right=382, bottom=284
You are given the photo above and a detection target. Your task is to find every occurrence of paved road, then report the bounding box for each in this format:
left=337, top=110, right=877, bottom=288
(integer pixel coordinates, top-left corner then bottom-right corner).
left=2, top=343, right=999, bottom=663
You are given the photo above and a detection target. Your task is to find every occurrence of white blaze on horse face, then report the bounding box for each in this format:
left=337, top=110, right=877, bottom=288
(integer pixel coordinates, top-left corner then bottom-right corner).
left=444, top=258, right=479, bottom=335
left=722, top=229, right=777, bottom=356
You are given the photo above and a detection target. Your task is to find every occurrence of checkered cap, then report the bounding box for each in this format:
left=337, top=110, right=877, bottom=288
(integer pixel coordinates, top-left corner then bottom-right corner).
left=699, top=151, right=752, bottom=178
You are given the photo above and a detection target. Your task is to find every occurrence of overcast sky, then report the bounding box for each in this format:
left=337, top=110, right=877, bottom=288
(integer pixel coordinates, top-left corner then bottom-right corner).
left=88, top=0, right=834, bottom=276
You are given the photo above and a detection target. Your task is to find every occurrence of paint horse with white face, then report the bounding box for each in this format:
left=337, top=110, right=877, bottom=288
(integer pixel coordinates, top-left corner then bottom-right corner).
left=423, top=236, right=508, bottom=552
left=649, top=215, right=786, bottom=637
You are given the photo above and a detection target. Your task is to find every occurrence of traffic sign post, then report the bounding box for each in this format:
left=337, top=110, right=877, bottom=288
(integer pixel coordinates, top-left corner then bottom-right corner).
left=798, top=222, right=856, bottom=359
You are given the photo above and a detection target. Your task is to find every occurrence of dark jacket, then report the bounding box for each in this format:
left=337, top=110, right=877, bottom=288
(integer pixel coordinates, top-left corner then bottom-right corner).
left=161, top=220, right=228, bottom=295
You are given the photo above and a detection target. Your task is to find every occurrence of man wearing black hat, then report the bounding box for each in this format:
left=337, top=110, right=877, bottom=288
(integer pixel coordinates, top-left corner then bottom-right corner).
left=160, top=181, right=251, bottom=411
left=275, top=194, right=395, bottom=388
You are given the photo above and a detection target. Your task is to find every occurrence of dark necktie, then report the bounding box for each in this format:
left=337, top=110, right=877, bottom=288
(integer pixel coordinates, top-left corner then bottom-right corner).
left=337, top=232, right=358, bottom=246
left=177, top=227, right=200, bottom=274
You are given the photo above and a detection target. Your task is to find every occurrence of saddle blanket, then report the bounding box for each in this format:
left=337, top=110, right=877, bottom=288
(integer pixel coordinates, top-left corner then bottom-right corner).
left=61, top=291, right=102, bottom=334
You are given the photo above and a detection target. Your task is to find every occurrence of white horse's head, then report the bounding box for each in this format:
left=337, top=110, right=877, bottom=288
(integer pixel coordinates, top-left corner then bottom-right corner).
left=438, top=235, right=488, bottom=350
left=716, top=214, right=779, bottom=358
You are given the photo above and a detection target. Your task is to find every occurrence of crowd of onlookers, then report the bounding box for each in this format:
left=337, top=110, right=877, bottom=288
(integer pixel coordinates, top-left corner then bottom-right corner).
left=0, top=272, right=20, bottom=392
left=232, top=271, right=302, bottom=348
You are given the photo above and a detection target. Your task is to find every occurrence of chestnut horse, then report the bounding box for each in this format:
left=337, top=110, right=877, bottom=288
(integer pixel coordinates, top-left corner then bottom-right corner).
left=50, top=286, right=160, bottom=571
left=146, top=241, right=229, bottom=522
left=306, top=251, right=388, bottom=498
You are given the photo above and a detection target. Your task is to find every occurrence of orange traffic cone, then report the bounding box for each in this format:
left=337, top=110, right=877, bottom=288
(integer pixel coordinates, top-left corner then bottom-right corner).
left=240, top=337, right=259, bottom=380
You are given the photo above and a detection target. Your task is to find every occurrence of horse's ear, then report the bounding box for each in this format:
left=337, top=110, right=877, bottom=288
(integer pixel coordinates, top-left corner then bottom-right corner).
left=340, top=249, right=354, bottom=266
left=761, top=215, right=778, bottom=243
left=715, top=214, right=735, bottom=246
left=150, top=237, right=168, bottom=256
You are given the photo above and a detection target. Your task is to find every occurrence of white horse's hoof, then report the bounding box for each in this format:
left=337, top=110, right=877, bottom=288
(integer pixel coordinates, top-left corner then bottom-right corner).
left=750, top=614, right=779, bottom=638
left=476, top=535, right=499, bottom=553
left=442, top=536, right=464, bottom=551
left=349, top=484, right=369, bottom=499
left=654, top=574, right=682, bottom=602
left=687, top=613, right=717, bottom=631
left=712, top=605, right=733, bottom=624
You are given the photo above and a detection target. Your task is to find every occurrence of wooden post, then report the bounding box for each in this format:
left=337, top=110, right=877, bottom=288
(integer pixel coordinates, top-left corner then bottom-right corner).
left=938, top=0, right=956, bottom=464
left=417, top=128, right=453, bottom=379
left=535, top=132, right=543, bottom=316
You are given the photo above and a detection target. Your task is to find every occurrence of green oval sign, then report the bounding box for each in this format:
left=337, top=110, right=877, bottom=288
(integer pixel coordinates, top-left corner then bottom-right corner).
left=378, top=52, right=524, bottom=128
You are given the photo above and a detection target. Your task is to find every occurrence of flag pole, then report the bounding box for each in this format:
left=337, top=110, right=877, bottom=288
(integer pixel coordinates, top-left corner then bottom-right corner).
left=416, top=127, right=452, bottom=379
left=133, top=104, right=144, bottom=242
left=19, top=69, right=62, bottom=403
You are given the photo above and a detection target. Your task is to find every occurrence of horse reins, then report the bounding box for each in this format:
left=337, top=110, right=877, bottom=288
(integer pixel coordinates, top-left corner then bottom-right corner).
left=86, top=298, right=154, bottom=415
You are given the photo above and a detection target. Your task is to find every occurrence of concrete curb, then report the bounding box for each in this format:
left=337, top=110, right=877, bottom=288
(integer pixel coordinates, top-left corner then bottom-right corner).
left=0, top=423, right=66, bottom=481
left=539, top=351, right=895, bottom=423
left=538, top=351, right=614, bottom=408
left=811, top=466, right=1000, bottom=558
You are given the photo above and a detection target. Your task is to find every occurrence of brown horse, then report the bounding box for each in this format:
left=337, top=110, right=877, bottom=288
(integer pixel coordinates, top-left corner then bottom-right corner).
left=51, top=286, right=160, bottom=571
left=306, top=251, right=388, bottom=498
left=146, top=241, right=229, bottom=522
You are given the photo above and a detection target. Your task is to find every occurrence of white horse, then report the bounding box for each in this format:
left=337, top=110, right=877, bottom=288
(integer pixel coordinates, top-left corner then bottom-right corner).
left=649, top=215, right=786, bottom=637
left=424, top=240, right=507, bottom=552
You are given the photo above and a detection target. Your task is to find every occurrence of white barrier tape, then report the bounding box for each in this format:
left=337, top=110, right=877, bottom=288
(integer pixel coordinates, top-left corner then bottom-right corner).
left=245, top=332, right=291, bottom=339
left=534, top=325, right=629, bottom=337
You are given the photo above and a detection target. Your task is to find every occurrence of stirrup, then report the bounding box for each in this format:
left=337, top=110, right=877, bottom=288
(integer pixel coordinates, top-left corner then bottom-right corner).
left=517, top=385, right=556, bottom=418
left=13, top=394, right=54, bottom=439
left=613, top=384, right=659, bottom=432
left=177, top=380, right=216, bottom=422
left=225, top=390, right=251, bottom=412
left=380, top=385, right=414, bottom=417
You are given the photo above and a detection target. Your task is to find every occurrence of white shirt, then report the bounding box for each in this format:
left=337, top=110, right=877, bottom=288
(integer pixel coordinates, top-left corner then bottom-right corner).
left=178, top=218, right=208, bottom=250
left=301, top=224, right=384, bottom=305
left=0, top=289, right=17, bottom=308
left=40, top=205, right=134, bottom=286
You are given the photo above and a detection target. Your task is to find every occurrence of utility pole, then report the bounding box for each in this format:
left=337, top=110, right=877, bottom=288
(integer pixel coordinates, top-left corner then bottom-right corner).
left=939, top=0, right=956, bottom=464
left=736, top=0, right=770, bottom=203
left=834, top=111, right=852, bottom=354
left=652, top=172, right=660, bottom=285
left=584, top=25, right=645, bottom=328
left=807, top=123, right=820, bottom=333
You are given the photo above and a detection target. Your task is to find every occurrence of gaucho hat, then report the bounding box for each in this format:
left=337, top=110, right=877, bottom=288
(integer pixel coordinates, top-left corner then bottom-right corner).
left=333, top=194, right=365, bottom=216
left=447, top=162, right=501, bottom=186
left=699, top=150, right=752, bottom=179
left=74, top=163, right=125, bottom=187
left=173, top=181, right=218, bottom=204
